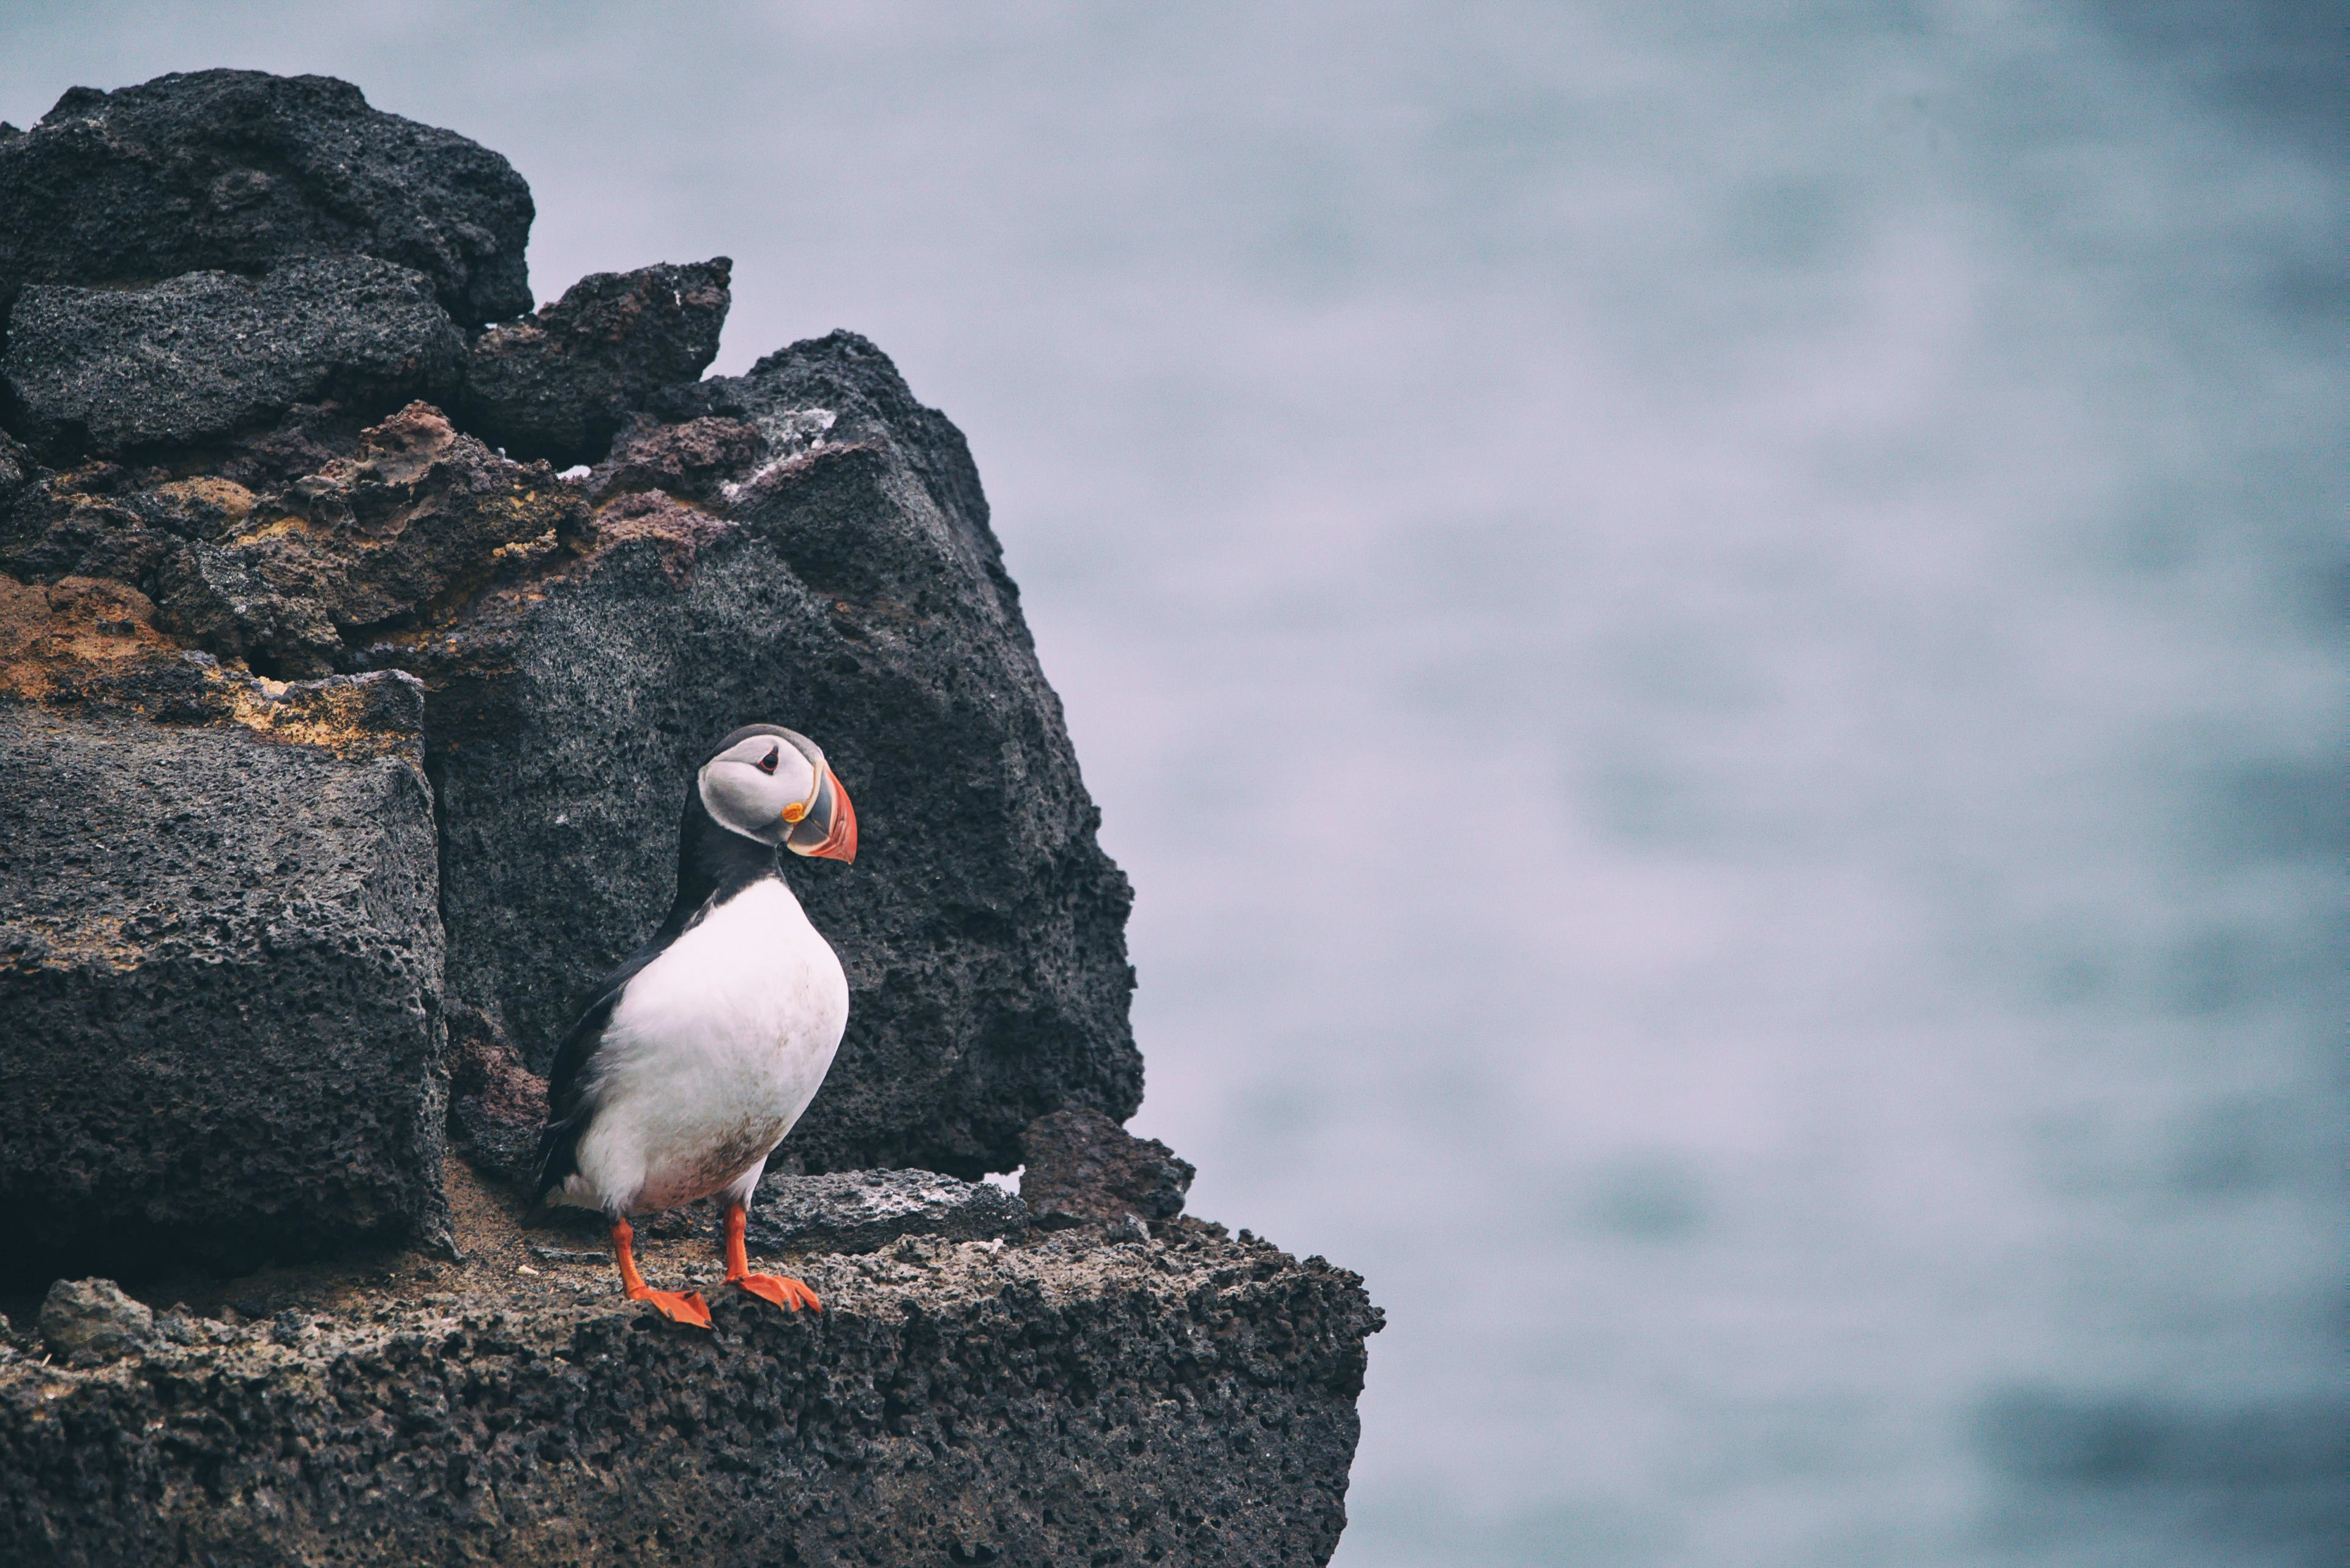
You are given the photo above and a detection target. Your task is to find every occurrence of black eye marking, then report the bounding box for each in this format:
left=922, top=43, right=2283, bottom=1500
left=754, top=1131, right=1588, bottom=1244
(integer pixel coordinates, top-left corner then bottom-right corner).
left=757, top=745, right=780, bottom=774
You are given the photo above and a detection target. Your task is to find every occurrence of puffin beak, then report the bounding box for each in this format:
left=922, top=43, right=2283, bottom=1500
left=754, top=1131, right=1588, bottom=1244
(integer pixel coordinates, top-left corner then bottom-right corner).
left=786, top=764, right=858, bottom=864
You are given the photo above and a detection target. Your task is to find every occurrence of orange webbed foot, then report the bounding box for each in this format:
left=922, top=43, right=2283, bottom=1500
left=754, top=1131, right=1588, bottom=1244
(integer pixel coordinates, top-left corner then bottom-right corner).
left=628, top=1286, right=714, bottom=1329
left=731, top=1272, right=822, bottom=1312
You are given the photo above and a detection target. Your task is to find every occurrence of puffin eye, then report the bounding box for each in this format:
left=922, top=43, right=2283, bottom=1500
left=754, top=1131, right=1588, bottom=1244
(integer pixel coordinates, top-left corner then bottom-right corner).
left=756, top=746, right=780, bottom=774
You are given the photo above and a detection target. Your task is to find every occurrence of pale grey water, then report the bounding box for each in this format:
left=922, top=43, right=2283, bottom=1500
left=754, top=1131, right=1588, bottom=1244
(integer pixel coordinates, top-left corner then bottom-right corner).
left=5, top=5, right=2340, bottom=1564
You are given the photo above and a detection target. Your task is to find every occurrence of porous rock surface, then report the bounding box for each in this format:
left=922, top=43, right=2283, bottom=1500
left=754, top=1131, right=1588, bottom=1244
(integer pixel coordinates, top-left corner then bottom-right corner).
left=746, top=1168, right=1030, bottom=1256
left=32, top=1277, right=151, bottom=1366
left=1021, top=1105, right=1198, bottom=1228
left=0, top=1221, right=1379, bottom=1567
left=3, top=256, right=466, bottom=460
left=413, top=329, right=1141, bottom=1176
left=0, top=70, right=532, bottom=324
left=0, top=68, right=1374, bottom=1562
left=151, top=401, right=588, bottom=679
left=0, top=692, right=448, bottom=1278
left=462, top=258, right=733, bottom=466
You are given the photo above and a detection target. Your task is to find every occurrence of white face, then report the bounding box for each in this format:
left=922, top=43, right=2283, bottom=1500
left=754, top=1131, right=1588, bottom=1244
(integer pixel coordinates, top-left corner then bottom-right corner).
left=698, top=733, right=822, bottom=846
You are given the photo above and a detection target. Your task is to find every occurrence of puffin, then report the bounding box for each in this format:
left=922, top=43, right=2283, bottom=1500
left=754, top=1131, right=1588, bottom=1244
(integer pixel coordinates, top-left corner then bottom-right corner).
left=531, top=723, right=859, bottom=1328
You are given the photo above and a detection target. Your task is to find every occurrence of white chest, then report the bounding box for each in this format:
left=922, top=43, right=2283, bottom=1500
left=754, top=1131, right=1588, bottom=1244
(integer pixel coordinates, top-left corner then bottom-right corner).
left=572, top=877, right=849, bottom=1211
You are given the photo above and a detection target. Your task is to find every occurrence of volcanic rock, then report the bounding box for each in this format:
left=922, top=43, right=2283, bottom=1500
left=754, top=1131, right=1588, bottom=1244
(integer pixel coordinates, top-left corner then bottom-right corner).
left=1020, top=1106, right=1197, bottom=1228
left=0, top=1219, right=1379, bottom=1567
left=151, top=401, right=587, bottom=678
left=2, top=256, right=465, bottom=460
left=34, top=1278, right=151, bottom=1365
left=745, top=1168, right=1030, bottom=1256
left=408, top=330, right=1140, bottom=1176
left=0, top=689, right=447, bottom=1279
left=461, top=258, right=733, bottom=467
left=0, top=70, right=531, bottom=325
left=587, top=412, right=763, bottom=501
left=442, top=1004, right=550, bottom=1187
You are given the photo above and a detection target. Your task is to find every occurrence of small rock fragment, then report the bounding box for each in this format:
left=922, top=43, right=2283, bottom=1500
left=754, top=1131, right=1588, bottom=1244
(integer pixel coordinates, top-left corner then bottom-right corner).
left=461, top=258, right=732, bottom=466
left=37, top=1278, right=152, bottom=1362
left=1018, top=1108, right=1195, bottom=1229
left=526, top=1245, right=611, bottom=1267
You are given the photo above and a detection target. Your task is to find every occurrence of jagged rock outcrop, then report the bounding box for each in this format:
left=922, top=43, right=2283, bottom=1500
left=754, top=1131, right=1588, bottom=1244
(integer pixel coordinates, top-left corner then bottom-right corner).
left=0, top=70, right=532, bottom=325
left=0, top=685, right=447, bottom=1279
left=0, top=66, right=1139, bottom=1181
left=462, top=258, right=734, bottom=466
left=2, top=256, right=465, bottom=461
left=1020, top=1106, right=1198, bottom=1228
left=411, top=330, right=1141, bottom=1176
left=0, top=1219, right=1378, bottom=1567
left=151, top=401, right=587, bottom=678
left=0, top=69, right=1373, bottom=1565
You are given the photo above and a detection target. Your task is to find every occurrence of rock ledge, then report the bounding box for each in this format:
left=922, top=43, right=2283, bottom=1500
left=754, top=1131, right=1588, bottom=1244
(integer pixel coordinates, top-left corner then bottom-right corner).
left=0, top=1217, right=1378, bottom=1567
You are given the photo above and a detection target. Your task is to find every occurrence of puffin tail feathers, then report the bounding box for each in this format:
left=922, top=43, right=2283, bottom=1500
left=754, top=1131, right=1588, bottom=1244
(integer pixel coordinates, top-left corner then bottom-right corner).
left=528, top=1115, right=586, bottom=1211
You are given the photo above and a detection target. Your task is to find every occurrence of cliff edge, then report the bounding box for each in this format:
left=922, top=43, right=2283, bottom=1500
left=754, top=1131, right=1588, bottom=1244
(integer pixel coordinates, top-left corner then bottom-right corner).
left=0, top=69, right=1377, bottom=1565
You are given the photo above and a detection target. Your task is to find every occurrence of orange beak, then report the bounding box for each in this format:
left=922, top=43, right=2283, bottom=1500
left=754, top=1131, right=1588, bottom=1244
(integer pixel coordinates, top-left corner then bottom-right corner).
left=786, top=764, right=857, bottom=864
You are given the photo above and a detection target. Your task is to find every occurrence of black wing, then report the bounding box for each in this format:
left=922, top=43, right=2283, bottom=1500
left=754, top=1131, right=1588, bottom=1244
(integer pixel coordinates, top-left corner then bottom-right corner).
left=526, top=946, right=664, bottom=1209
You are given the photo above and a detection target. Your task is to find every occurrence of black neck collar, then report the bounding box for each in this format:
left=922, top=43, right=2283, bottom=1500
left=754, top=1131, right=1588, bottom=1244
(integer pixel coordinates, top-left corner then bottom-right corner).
left=665, top=785, right=781, bottom=934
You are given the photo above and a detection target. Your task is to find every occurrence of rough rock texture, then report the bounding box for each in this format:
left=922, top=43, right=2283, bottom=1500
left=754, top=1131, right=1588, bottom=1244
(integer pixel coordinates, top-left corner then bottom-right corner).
left=0, top=1220, right=1378, bottom=1567
left=444, top=1004, right=550, bottom=1187
left=151, top=401, right=588, bottom=678
left=0, top=692, right=449, bottom=1278
left=746, top=1169, right=1030, bottom=1256
left=34, top=1279, right=151, bottom=1365
left=463, top=258, right=733, bottom=467
left=2, top=256, right=464, bottom=460
left=410, top=330, right=1140, bottom=1176
left=1021, top=1107, right=1198, bottom=1228
left=0, top=69, right=1378, bottom=1566
left=1, top=461, right=264, bottom=602
left=0, top=70, right=531, bottom=325
left=0, top=332, right=1136, bottom=1224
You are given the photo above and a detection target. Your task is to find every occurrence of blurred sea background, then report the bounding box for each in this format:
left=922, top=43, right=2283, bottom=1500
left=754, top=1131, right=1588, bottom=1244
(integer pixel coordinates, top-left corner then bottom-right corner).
left=5, top=4, right=2338, bottom=1564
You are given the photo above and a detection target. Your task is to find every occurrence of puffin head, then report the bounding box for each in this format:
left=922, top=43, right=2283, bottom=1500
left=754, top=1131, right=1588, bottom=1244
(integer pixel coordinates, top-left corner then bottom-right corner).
left=696, top=723, right=859, bottom=863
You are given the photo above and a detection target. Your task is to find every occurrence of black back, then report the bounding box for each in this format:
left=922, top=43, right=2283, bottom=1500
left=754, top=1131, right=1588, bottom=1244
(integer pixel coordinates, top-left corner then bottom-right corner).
left=528, top=772, right=782, bottom=1209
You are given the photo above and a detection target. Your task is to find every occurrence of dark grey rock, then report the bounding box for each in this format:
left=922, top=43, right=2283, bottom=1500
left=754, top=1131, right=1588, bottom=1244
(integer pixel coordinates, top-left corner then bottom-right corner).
left=35, top=1279, right=151, bottom=1364
left=0, top=70, right=531, bottom=326
left=2, top=256, right=464, bottom=460
left=443, top=1002, right=548, bottom=1187
left=1020, top=1106, right=1196, bottom=1226
left=0, top=688, right=448, bottom=1279
left=745, top=1168, right=1029, bottom=1256
left=461, top=258, right=732, bottom=467
left=0, top=1223, right=1379, bottom=1566
left=405, top=330, right=1140, bottom=1176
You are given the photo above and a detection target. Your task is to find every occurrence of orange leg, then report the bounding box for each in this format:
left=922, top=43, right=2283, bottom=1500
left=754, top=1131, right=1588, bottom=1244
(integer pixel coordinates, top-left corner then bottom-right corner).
left=724, top=1200, right=822, bottom=1312
left=612, top=1217, right=711, bottom=1328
